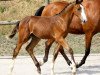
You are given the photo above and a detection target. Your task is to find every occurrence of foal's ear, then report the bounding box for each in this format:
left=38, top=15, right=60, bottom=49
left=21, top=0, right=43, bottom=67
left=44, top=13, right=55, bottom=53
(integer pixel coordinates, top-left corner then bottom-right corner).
left=76, top=0, right=83, bottom=4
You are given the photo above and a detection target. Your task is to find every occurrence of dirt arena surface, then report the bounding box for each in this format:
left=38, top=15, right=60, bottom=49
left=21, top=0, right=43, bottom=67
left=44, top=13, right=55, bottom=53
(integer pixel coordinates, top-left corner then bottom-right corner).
left=0, top=54, right=100, bottom=75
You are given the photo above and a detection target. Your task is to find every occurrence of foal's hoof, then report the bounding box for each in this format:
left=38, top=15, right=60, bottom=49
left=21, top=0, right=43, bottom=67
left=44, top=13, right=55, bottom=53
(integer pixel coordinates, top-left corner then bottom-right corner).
left=37, top=69, right=41, bottom=74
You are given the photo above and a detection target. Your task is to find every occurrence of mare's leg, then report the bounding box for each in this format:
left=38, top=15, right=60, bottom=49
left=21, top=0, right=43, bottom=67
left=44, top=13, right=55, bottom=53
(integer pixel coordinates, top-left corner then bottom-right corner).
left=55, top=37, right=76, bottom=75
left=26, top=36, right=41, bottom=74
left=43, top=39, right=54, bottom=64
left=76, top=33, right=93, bottom=68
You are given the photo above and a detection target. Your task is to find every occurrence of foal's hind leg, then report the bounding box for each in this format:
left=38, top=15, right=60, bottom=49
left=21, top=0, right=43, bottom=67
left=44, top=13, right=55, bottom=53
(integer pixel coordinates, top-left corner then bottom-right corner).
left=26, top=36, right=41, bottom=74
left=9, top=32, right=30, bottom=75
left=50, top=44, right=60, bottom=75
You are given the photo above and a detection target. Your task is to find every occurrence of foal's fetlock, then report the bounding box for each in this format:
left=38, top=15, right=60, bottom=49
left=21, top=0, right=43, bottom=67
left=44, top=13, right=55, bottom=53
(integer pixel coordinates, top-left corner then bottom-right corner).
left=36, top=63, right=41, bottom=74
left=67, top=60, right=72, bottom=66
left=37, top=65, right=41, bottom=74
left=70, top=63, right=76, bottom=75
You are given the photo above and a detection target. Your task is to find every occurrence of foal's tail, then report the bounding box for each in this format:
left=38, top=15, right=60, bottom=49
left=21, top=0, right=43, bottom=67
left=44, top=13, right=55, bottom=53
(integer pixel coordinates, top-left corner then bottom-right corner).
left=8, top=21, right=20, bottom=39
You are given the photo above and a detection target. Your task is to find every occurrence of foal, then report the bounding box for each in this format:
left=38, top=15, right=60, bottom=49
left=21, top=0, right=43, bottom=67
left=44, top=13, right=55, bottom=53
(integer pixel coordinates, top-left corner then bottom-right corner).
left=9, top=0, right=87, bottom=75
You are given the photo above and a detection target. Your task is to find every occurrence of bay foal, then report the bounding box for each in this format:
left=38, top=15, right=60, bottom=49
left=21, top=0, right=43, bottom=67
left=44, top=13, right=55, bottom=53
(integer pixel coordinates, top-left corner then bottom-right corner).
left=9, top=0, right=87, bottom=75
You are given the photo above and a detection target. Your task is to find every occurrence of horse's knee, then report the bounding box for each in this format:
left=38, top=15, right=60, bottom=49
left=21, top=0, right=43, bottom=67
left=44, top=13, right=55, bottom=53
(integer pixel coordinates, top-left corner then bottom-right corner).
left=26, top=46, right=29, bottom=51
left=45, top=40, right=53, bottom=50
left=26, top=45, right=33, bottom=54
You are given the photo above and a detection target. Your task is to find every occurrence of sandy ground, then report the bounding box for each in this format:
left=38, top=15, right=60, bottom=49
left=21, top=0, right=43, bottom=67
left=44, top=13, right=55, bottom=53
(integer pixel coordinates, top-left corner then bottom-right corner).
left=0, top=54, right=100, bottom=75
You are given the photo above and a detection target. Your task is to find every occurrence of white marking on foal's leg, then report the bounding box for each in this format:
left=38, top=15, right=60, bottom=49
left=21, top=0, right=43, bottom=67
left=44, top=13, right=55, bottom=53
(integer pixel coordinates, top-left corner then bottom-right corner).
left=50, top=62, right=55, bottom=75
left=70, top=60, right=76, bottom=75
left=8, top=59, right=15, bottom=75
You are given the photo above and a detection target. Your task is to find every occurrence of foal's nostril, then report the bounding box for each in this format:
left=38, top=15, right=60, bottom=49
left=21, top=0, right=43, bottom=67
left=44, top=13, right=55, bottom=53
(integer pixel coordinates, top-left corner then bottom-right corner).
left=83, top=20, right=87, bottom=23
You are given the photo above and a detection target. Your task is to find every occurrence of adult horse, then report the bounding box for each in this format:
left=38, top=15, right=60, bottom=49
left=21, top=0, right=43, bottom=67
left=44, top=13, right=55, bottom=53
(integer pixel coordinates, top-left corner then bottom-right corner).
left=34, top=0, right=100, bottom=68
left=8, top=0, right=87, bottom=75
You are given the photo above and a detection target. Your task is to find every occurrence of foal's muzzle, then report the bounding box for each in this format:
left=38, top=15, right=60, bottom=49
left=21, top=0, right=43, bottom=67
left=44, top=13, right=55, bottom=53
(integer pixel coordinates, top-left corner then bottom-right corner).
left=81, top=18, right=87, bottom=24
left=83, top=19, right=87, bottom=23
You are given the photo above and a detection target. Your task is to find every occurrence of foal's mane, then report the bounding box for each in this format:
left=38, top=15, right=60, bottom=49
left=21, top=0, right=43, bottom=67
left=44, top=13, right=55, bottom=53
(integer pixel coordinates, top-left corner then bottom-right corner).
left=56, top=1, right=76, bottom=15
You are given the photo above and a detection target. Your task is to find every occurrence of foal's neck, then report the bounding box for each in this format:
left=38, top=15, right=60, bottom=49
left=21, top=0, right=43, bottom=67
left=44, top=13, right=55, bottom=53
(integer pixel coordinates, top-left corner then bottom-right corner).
left=58, top=3, right=75, bottom=24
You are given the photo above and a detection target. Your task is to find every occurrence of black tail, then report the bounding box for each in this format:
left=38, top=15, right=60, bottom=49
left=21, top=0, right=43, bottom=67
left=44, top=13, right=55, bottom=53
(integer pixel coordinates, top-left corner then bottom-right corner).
left=34, top=6, right=45, bottom=16
left=9, top=21, right=20, bottom=39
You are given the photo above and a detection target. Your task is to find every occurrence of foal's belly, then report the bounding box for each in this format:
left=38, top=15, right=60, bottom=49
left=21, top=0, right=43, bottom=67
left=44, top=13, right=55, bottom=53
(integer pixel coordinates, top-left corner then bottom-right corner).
left=32, top=26, right=53, bottom=39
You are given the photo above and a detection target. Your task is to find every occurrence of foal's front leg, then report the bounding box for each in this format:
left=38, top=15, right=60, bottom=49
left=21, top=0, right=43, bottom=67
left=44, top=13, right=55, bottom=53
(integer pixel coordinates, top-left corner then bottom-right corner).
left=56, top=37, right=76, bottom=75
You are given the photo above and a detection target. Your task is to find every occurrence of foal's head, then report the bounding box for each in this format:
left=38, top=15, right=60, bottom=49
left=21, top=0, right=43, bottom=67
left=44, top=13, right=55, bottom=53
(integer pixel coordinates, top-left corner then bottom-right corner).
left=73, top=0, right=87, bottom=24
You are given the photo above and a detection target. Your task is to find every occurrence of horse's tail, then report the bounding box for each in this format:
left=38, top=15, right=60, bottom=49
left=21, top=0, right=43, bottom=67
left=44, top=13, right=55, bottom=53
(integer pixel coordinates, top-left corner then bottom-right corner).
left=8, top=21, right=20, bottom=39
left=34, top=6, right=45, bottom=16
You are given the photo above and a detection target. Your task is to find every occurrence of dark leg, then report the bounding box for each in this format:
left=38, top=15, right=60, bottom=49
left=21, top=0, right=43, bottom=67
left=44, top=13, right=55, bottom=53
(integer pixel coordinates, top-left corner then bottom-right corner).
left=43, top=39, right=54, bottom=63
left=76, top=33, right=93, bottom=68
left=44, top=39, right=71, bottom=66
left=59, top=46, right=72, bottom=66
left=53, top=45, right=72, bottom=66
left=26, top=36, right=41, bottom=74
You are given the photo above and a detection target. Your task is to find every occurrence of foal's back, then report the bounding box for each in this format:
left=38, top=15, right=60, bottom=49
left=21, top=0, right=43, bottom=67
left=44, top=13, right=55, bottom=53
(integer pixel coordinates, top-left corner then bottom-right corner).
left=22, top=15, right=66, bottom=39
